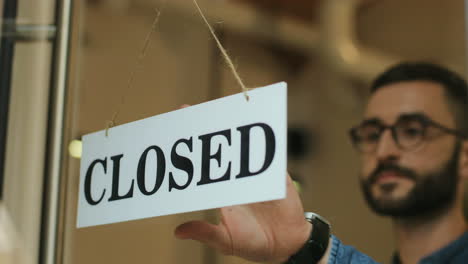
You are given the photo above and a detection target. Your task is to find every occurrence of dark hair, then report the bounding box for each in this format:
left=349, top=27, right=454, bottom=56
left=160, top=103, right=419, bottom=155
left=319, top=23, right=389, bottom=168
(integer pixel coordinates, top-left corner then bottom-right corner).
left=370, top=62, right=468, bottom=135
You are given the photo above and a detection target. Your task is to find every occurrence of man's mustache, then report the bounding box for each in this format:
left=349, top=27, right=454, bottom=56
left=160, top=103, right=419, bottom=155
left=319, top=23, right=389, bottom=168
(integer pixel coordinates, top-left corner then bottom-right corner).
left=367, top=163, right=418, bottom=185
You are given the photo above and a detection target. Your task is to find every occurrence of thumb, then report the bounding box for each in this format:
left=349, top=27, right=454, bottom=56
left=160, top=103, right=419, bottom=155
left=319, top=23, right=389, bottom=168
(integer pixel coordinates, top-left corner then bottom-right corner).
left=175, top=221, right=233, bottom=255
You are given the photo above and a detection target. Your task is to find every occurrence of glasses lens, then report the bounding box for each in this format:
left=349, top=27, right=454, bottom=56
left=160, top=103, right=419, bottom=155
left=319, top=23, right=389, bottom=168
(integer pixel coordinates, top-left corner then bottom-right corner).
left=351, top=123, right=382, bottom=152
left=394, top=118, right=425, bottom=149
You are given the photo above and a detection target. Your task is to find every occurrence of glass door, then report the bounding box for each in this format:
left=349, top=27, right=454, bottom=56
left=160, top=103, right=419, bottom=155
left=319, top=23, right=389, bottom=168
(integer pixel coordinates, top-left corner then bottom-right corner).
left=0, top=0, right=71, bottom=264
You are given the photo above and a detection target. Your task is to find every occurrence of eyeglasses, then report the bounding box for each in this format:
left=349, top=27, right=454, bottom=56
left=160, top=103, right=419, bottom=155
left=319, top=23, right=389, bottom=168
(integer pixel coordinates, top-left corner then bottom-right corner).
left=349, top=113, right=467, bottom=153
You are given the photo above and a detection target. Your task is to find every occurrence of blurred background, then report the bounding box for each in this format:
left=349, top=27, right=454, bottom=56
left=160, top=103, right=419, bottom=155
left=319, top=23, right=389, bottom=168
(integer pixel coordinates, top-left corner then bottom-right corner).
left=0, top=0, right=466, bottom=263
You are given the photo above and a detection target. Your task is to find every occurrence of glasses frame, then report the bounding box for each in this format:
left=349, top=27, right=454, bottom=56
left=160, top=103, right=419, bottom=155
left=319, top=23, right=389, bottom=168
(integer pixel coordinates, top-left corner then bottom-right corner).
left=349, top=114, right=467, bottom=153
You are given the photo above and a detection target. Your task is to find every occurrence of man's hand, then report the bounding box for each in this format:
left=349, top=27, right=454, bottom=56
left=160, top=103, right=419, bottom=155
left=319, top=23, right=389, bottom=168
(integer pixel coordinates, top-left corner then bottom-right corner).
left=174, top=175, right=311, bottom=263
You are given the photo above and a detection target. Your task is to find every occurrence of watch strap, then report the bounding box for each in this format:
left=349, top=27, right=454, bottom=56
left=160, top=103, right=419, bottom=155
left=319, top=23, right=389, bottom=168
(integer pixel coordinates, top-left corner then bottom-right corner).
left=285, top=212, right=331, bottom=264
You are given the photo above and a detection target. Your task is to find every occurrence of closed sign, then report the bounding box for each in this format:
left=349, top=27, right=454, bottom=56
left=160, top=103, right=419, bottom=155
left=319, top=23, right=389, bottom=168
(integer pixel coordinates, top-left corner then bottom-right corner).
left=77, top=82, right=287, bottom=228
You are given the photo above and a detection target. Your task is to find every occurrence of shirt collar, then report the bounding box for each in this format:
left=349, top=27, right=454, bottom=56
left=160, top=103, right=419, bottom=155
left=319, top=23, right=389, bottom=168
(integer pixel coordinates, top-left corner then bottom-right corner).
left=392, top=231, right=468, bottom=264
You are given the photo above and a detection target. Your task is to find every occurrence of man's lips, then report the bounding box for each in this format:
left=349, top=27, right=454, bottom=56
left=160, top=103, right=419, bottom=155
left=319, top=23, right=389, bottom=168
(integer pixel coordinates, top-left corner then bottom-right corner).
left=368, top=164, right=418, bottom=186
left=375, top=171, right=408, bottom=184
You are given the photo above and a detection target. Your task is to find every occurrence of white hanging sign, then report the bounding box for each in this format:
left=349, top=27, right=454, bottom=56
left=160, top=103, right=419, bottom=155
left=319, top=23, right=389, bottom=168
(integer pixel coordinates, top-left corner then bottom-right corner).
left=77, top=82, right=287, bottom=228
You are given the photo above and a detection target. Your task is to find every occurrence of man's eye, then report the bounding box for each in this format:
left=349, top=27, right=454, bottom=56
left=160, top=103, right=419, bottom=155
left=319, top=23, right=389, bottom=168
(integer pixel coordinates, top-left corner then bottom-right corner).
left=400, top=127, right=424, bottom=138
left=362, top=131, right=381, bottom=142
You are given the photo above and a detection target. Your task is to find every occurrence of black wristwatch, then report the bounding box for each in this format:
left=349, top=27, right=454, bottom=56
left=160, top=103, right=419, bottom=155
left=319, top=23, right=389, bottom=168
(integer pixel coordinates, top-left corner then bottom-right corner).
left=285, top=212, right=331, bottom=264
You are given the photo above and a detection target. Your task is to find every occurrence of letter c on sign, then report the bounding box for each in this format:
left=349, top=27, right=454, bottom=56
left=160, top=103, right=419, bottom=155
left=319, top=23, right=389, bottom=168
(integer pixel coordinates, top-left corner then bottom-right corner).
left=84, top=158, right=107, bottom=205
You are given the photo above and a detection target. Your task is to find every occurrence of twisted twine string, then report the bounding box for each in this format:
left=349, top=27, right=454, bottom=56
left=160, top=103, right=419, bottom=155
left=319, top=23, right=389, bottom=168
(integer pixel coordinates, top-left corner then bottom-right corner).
left=192, top=0, right=250, bottom=101
left=105, top=8, right=163, bottom=137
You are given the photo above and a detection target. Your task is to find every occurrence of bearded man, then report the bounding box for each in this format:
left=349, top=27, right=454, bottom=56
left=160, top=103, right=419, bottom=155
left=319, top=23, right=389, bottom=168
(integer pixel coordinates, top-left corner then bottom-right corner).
left=175, top=62, right=468, bottom=264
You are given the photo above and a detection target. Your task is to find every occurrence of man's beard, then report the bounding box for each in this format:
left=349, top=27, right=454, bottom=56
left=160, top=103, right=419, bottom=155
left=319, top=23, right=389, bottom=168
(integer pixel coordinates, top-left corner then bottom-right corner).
left=360, top=143, right=460, bottom=218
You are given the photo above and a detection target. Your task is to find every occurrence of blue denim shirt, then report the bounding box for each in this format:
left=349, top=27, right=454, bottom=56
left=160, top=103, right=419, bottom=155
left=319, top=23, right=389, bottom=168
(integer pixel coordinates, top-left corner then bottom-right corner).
left=328, top=232, right=468, bottom=264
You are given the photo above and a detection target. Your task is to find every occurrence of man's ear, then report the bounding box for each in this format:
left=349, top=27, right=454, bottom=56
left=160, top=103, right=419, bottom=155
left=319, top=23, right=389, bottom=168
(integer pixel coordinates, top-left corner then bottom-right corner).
left=459, top=140, right=468, bottom=180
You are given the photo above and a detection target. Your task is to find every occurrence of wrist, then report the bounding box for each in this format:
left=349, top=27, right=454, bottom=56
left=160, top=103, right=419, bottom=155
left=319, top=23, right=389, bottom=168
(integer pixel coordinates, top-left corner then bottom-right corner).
left=284, top=212, right=331, bottom=264
left=297, top=221, right=313, bottom=252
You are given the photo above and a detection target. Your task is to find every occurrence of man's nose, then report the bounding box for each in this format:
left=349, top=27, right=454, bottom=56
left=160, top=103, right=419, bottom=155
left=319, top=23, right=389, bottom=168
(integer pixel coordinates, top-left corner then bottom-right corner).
left=375, top=129, right=401, bottom=163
